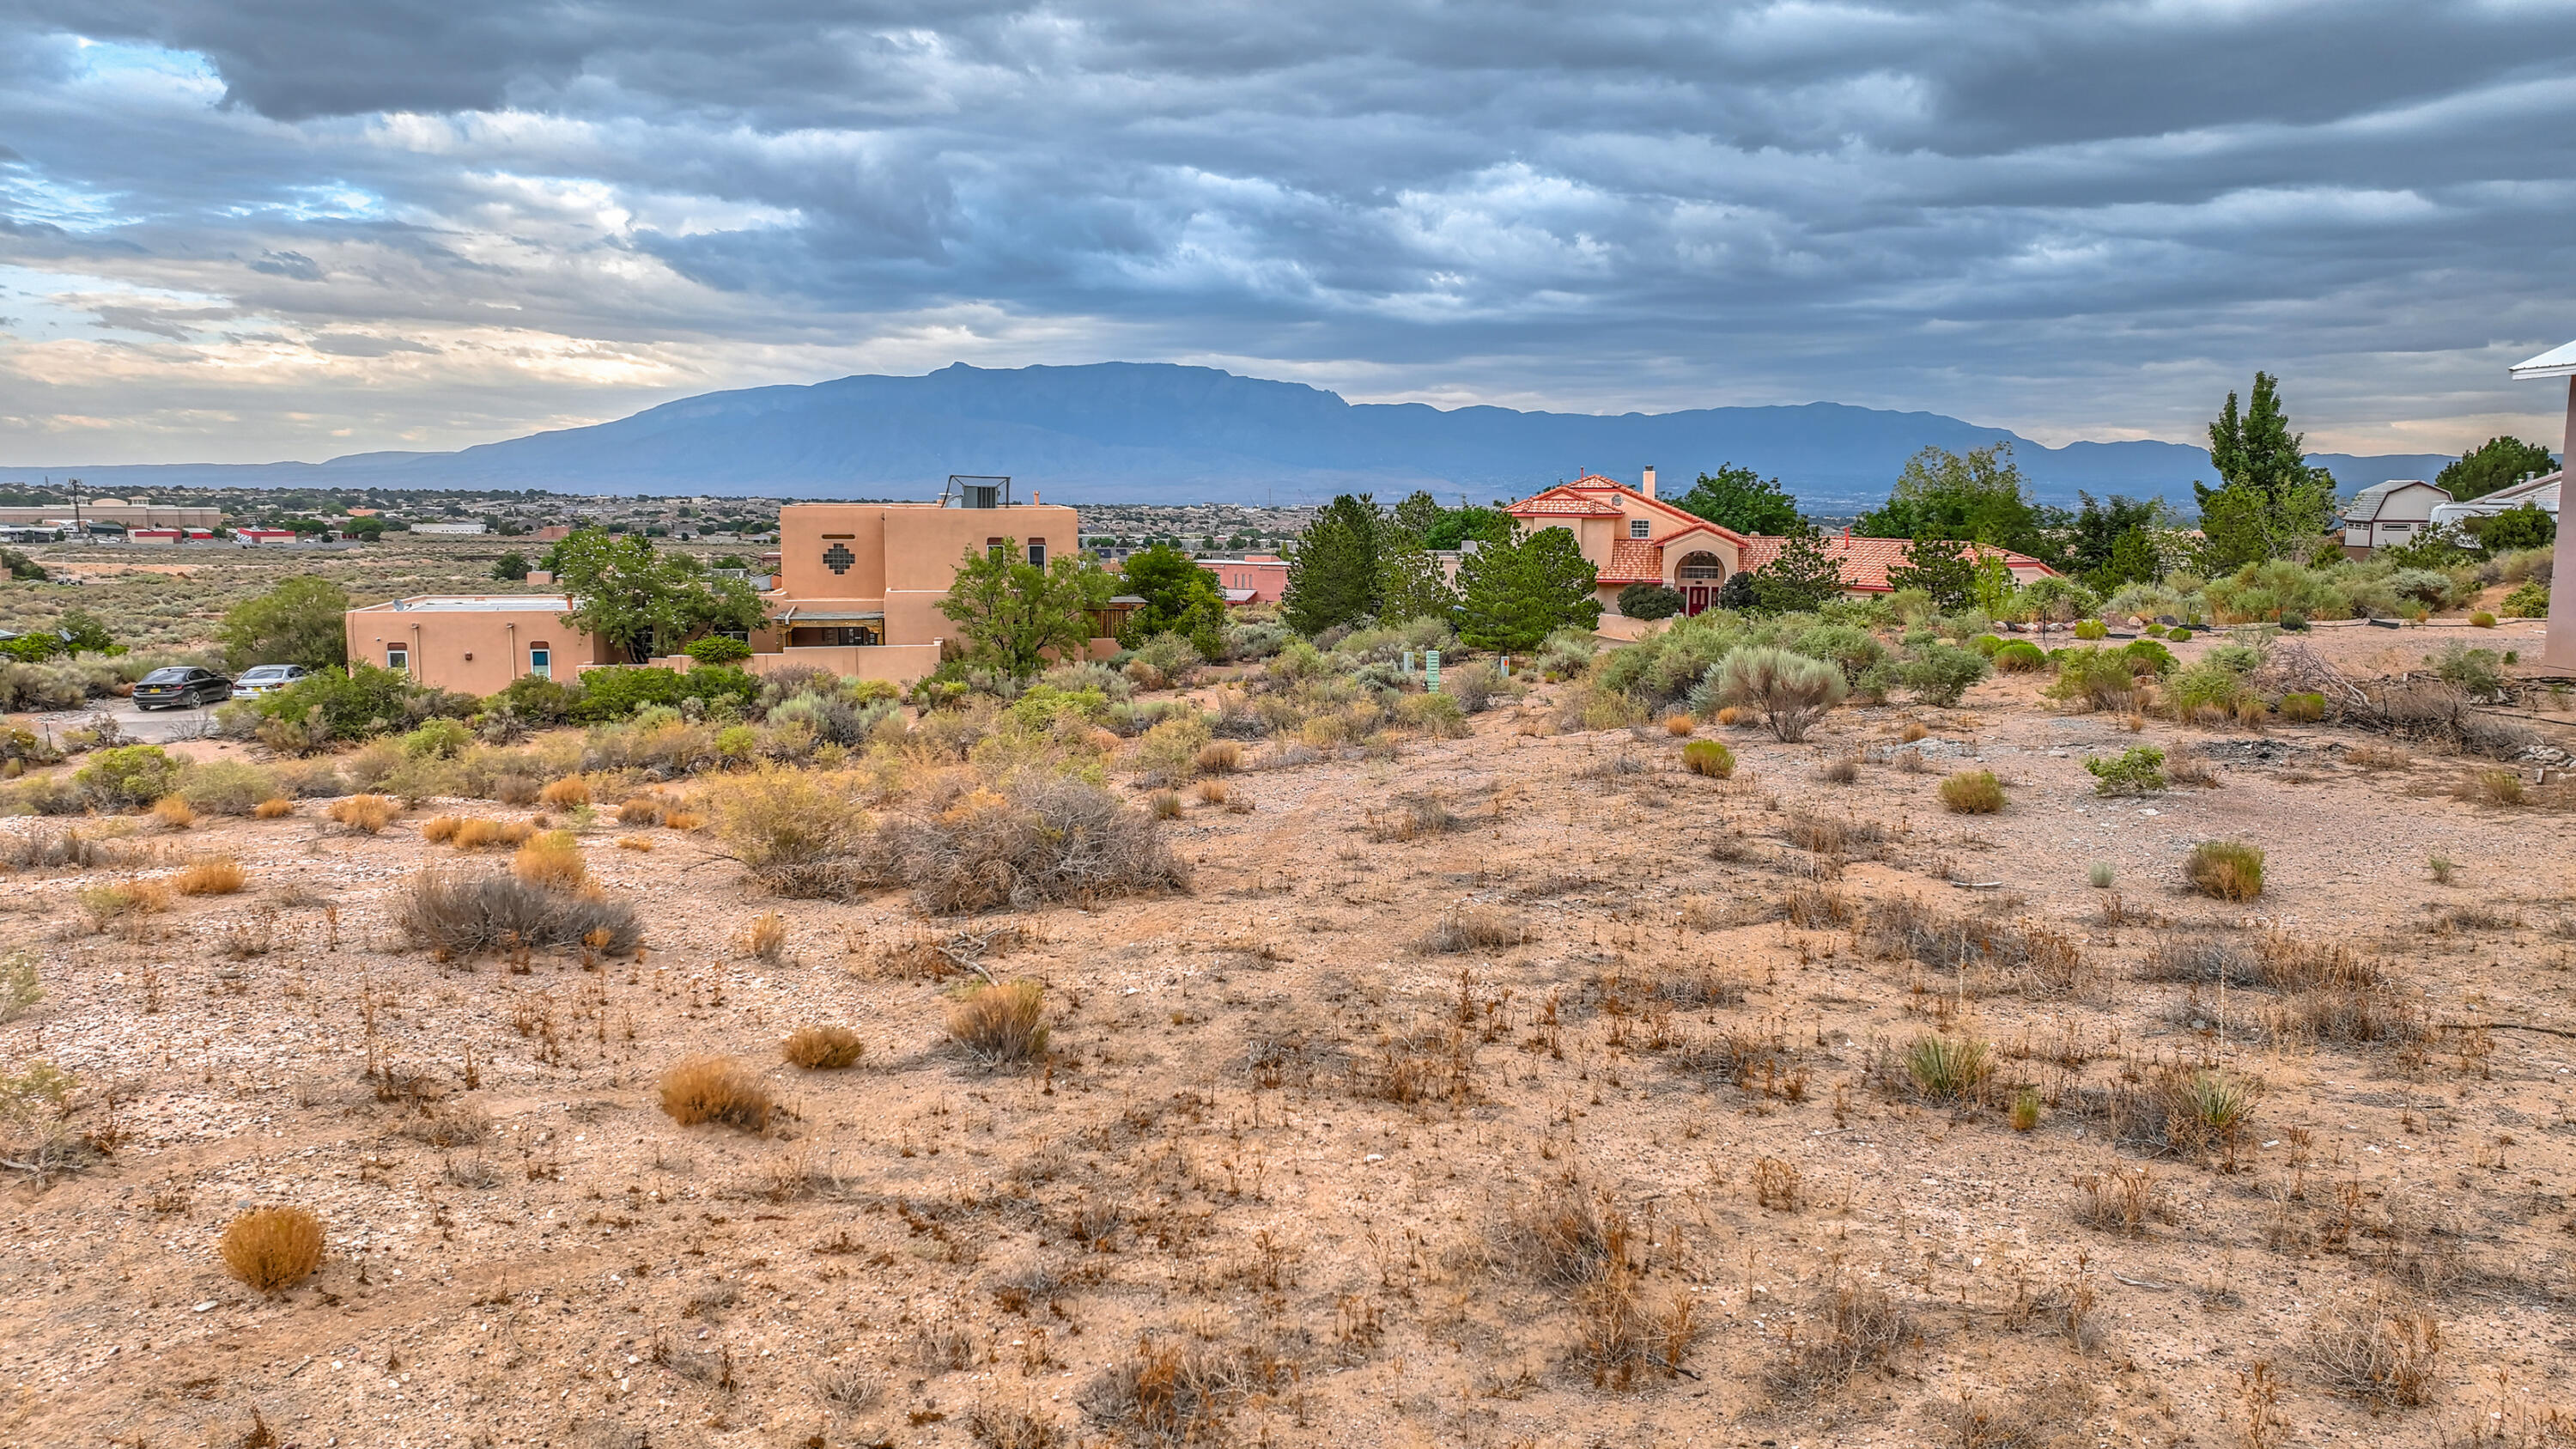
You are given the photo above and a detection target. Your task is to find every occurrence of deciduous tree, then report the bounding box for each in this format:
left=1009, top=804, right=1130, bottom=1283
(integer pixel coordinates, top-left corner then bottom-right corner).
left=1673, top=464, right=1804, bottom=535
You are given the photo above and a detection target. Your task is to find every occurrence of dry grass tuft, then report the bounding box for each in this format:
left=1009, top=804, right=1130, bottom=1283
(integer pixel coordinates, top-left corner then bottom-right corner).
left=419, top=815, right=463, bottom=843
left=453, top=818, right=536, bottom=850
left=734, top=910, right=788, bottom=960
left=2186, top=839, right=2265, bottom=900
left=1194, top=778, right=1230, bottom=806
left=1899, top=720, right=1929, bottom=742
left=511, top=831, right=586, bottom=891
left=617, top=836, right=653, bottom=852
left=2305, top=1300, right=2442, bottom=1408
left=326, top=795, right=397, bottom=833
left=173, top=855, right=247, bottom=896
left=1766, top=1282, right=1914, bottom=1403
left=1146, top=789, right=1182, bottom=820
left=149, top=795, right=196, bottom=830
left=1681, top=740, right=1735, bottom=777
left=782, top=1025, right=866, bottom=1069
left=1938, top=770, right=2006, bottom=813
left=1194, top=740, right=1242, bottom=775
left=219, top=1206, right=324, bottom=1293
left=657, top=1056, right=775, bottom=1130
left=1413, top=905, right=1529, bottom=954
left=252, top=797, right=295, bottom=819
left=949, top=981, right=1050, bottom=1066
left=538, top=776, right=592, bottom=808
left=616, top=795, right=662, bottom=825
left=1816, top=756, right=1861, bottom=785
left=1905, top=1034, right=1991, bottom=1100
left=1662, top=714, right=1696, bottom=736
left=2458, top=767, right=2526, bottom=807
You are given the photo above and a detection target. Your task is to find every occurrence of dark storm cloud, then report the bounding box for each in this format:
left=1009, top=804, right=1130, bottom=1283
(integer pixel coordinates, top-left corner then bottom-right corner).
left=0, top=0, right=2572, bottom=463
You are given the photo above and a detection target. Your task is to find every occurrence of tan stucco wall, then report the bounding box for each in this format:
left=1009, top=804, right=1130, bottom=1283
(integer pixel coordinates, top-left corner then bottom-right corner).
left=774, top=502, right=1081, bottom=648
left=344, top=603, right=616, bottom=697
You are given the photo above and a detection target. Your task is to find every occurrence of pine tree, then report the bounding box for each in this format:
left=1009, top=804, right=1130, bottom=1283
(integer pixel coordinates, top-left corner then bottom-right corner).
left=1456, top=527, right=1601, bottom=651
left=1282, top=494, right=1383, bottom=634
left=1375, top=533, right=1460, bottom=624
left=1748, top=531, right=1847, bottom=613
left=2437, top=436, right=2559, bottom=502
left=1884, top=537, right=1976, bottom=612
left=2194, top=373, right=2338, bottom=569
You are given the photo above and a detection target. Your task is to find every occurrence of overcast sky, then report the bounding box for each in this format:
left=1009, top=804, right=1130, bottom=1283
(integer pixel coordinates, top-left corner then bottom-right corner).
left=3, top=0, right=2573, bottom=467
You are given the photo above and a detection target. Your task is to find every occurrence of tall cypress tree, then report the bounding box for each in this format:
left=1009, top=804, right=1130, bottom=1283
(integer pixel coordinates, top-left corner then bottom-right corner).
left=2194, top=373, right=2338, bottom=569
left=1282, top=494, right=1383, bottom=634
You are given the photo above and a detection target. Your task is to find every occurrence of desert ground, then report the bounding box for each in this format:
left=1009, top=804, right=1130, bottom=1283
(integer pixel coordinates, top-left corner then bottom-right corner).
left=4, top=615, right=2576, bottom=1449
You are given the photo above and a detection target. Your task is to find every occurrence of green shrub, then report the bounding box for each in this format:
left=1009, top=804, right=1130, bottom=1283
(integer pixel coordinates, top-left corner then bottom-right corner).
left=76, top=745, right=181, bottom=807
left=2277, top=692, right=2325, bottom=723
left=1936, top=770, right=2004, bottom=813
left=402, top=717, right=472, bottom=760
left=2074, top=619, right=2107, bottom=641
left=2119, top=639, right=2177, bottom=677
left=2501, top=580, right=2549, bottom=618
left=2185, top=840, right=2264, bottom=901
left=2083, top=746, right=2166, bottom=795
left=1793, top=623, right=1886, bottom=685
left=1716, top=646, right=1849, bottom=742
left=1680, top=740, right=1735, bottom=778
left=1990, top=641, right=2045, bottom=673
left=2428, top=642, right=2506, bottom=700
left=1395, top=692, right=1467, bottom=737
left=177, top=759, right=280, bottom=816
left=1617, top=581, right=1684, bottom=620
left=2166, top=627, right=2192, bottom=642
left=1967, top=634, right=2006, bottom=658
left=2278, top=610, right=2308, bottom=631
left=1897, top=643, right=1990, bottom=707
left=2047, top=647, right=2142, bottom=710
left=2164, top=662, right=2251, bottom=718
left=2470, top=611, right=2496, bottom=629
left=2011, top=575, right=2099, bottom=624
left=683, top=636, right=753, bottom=667
left=491, top=673, right=579, bottom=725
left=1007, top=685, right=1114, bottom=733
left=255, top=664, right=470, bottom=743
left=570, top=665, right=758, bottom=723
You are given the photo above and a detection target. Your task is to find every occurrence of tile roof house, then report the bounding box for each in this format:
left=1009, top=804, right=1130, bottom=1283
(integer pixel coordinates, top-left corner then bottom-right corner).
left=1502, top=471, right=2056, bottom=616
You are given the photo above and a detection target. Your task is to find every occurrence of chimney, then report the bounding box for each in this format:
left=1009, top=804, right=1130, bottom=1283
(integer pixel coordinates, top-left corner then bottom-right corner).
left=1641, top=466, right=1656, bottom=500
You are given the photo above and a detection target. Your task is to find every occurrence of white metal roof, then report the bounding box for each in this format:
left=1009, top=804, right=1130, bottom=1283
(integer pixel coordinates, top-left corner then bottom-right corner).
left=2428, top=472, right=2561, bottom=527
left=2343, top=479, right=2446, bottom=522
left=2511, top=338, right=2576, bottom=381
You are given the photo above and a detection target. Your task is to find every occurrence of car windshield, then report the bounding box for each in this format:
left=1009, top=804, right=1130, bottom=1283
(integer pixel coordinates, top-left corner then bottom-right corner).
left=141, top=667, right=191, bottom=683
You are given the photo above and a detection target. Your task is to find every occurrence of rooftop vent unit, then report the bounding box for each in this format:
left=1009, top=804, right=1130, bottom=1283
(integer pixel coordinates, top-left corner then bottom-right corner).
left=941, top=474, right=1012, bottom=509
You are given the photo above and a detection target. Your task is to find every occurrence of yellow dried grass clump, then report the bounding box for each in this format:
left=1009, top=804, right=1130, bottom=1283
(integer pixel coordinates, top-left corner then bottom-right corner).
left=734, top=910, right=788, bottom=960
left=219, top=1206, right=324, bottom=1293
left=1662, top=715, right=1696, bottom=736
left=948, top=980, right=1050, bottom=1066
left=617, top=796, right=663, bottom=825
left=617, top=836, right=653, bottom=852
left=453, top=818, right=538, bottom=850
left=150, top=795, right=196, bottom=830
left=252, top=798, right=295, bottom=819
left=1938, top=770, right=2007, bottom=814
left=419, top=815, right=463, bottom=843
left=512, top=830, right=586, bottom=891
left=326, top=795, right=398, bottom=833
left=173, top=855, right=247, bottom=896
left=538, top=776, right=592, bottom=808
left=662, top=809, right=707, bottom=832
left=1194, top=740, right=1242, bottom=775
left=658, top=1056, right=774, bottom=1130
left=783, top=1025, right=866, bottom=1069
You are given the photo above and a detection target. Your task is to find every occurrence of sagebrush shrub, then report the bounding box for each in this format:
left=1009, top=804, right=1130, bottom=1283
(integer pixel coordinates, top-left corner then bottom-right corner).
left=395, top=868, right=641, bottom=954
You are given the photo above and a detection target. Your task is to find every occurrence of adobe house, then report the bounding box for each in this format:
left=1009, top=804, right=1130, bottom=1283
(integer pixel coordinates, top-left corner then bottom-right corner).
left=349, top=480, right=1105, bottom=694
left=2512, top=338, right=2576, bottom=669
left=2338, top=479, right=2451, bottom=557
left=1196, top=553, right=1290, bottom=606
left=344, top=594, right=621, bottom=696
left=1501, top=470, right=2055, bottom=616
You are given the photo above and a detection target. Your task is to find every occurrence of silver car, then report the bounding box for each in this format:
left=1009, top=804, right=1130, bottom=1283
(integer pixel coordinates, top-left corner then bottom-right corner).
left=230, top=663, right=311, bottom=698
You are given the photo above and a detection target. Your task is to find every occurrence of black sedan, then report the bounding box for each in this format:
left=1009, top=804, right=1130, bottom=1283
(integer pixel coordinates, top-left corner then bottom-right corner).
left=132, top=666, right=234, bottom=710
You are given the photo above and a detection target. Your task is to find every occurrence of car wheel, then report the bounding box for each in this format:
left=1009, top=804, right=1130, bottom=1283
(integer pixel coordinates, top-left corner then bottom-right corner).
left=179, top=689, right=198, bottom=709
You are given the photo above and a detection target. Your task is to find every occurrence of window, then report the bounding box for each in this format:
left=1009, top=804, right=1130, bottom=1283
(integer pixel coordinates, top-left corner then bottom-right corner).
left=386, top=645, right=410, bottom=673
left=1630, top=519, right=1649, bottom=539
left=1027, top=538, right=1047, bottom=567
left=987, top=536, right=1005, bottom=559
left=527, top=643, right=551, bottom=679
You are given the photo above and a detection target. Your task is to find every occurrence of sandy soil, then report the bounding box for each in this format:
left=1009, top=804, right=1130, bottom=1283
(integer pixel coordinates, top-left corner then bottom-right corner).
left=4, top=664, right=2575, bottom=1449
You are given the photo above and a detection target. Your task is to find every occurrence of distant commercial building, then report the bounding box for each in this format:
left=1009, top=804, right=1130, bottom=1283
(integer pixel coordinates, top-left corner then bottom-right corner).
left=410, top=521, right=489, bottom=536
left=0, top=502, right=219, bottom=528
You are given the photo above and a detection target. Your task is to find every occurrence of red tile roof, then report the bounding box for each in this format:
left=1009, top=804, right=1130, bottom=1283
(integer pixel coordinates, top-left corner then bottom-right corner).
left=1601, top=539, right=1663, bottom=583
left=1732, top=535, right=2057, bottom=594
left=1505, top=477, right=1753, bottom=543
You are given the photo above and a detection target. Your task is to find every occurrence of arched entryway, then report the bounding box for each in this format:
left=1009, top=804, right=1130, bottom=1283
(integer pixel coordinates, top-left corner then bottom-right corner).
left=1676, top=552, right=1727, bottom=614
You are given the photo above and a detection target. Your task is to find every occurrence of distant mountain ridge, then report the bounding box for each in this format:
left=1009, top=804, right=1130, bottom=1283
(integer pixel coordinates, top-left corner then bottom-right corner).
left=7, top=362, right=2458, bottom=508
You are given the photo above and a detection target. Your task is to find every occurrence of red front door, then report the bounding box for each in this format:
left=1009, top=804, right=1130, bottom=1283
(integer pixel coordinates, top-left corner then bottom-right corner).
left=1685, top=585, right=1712, bottom=615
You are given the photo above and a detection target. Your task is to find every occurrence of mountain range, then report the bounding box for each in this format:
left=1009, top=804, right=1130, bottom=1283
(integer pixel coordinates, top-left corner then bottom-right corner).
left=8, top=362, right=2459, bottom=510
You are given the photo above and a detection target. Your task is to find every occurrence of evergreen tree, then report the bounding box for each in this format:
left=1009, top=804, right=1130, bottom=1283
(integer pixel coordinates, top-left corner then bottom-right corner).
left=1456, top=526, right=1601, bottom=651
left=1390, top=490, right=1445, bottom=540
left=2436, top=435, right=2559, bottom=502
left=1376, top=533, right=1461, bottom=624
left=219, top=576, right=352, bottom=671
left=1884, top=537, right=1977, bottom=612
left=1673, top=464, right=1804, bottom=535
left=1420, top=503, right=1513, bottom=551
left=1748, top=531, right=1847, bottom=613
left=2193, top=373, right=2338, bottom=569
left=1282, top=494, right=1383, bottom=634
